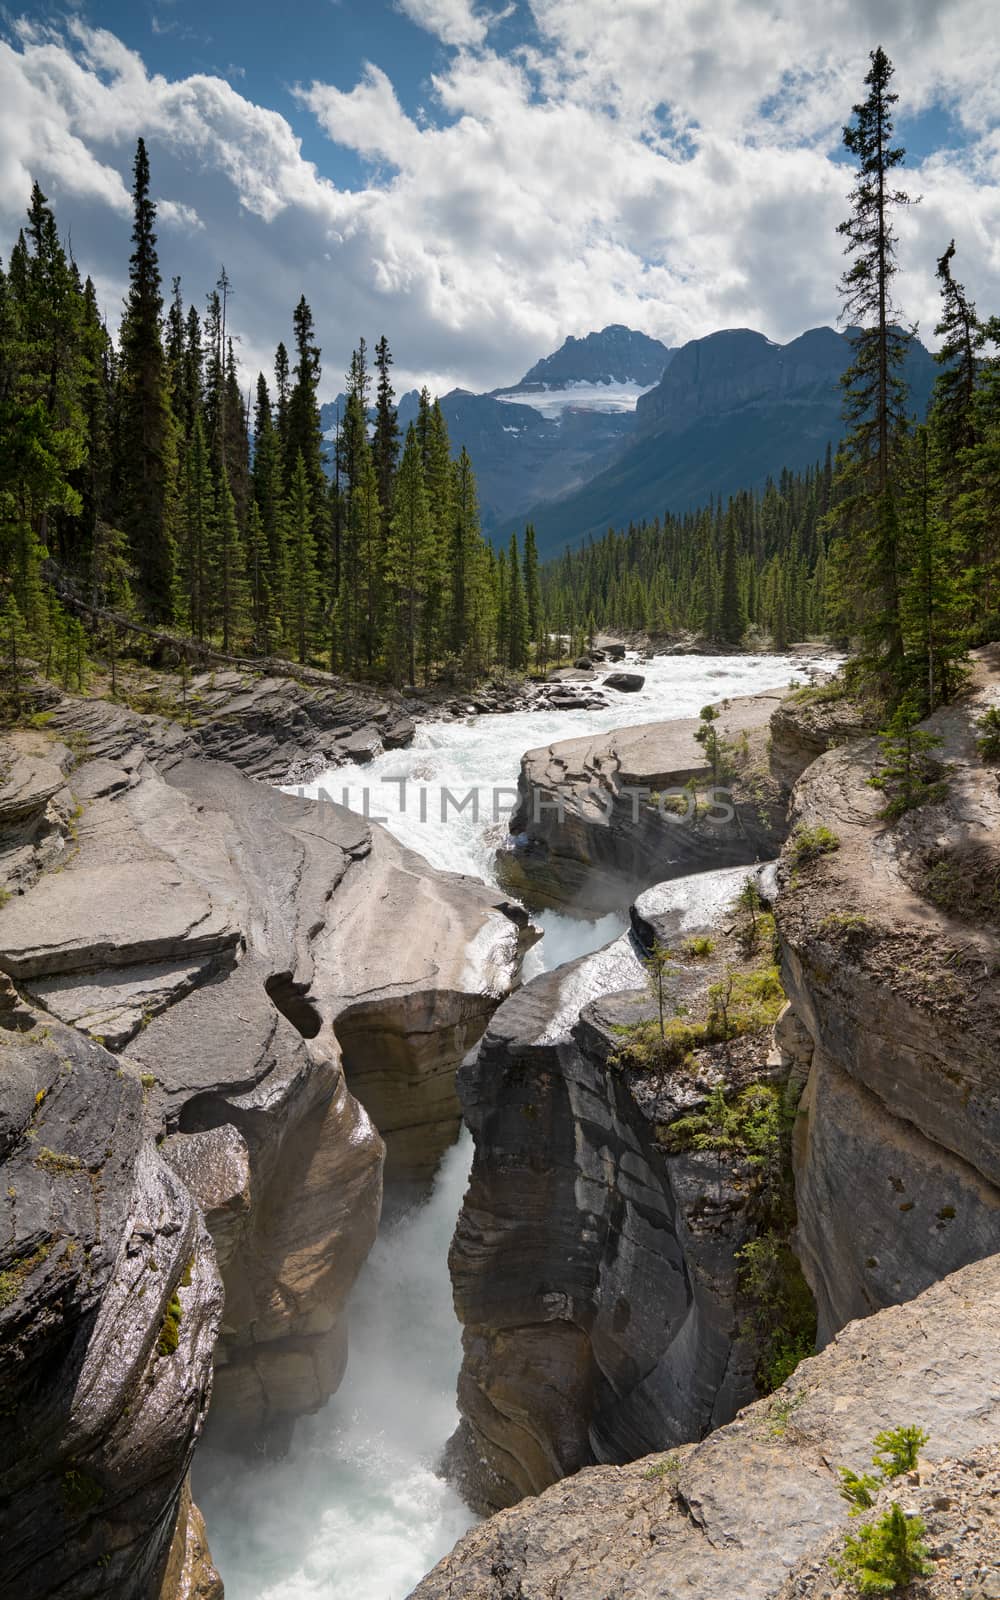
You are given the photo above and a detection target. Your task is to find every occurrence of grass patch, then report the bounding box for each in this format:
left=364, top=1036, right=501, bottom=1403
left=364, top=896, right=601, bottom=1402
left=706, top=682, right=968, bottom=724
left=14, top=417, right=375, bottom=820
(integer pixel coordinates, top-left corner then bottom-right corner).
left=611, top=966, right=786, bottom=1074
left=682, top=934, right=715, bottom=959
left=33, top=1147, right=83, bottom=1175
left=787, top=680, right=846, bottom=705
left=156, top=1293, right=183, bottom=1357
left=788, top=824, right=840, bottom=865
left=921, top=844, right=1000, bottom=926
left=975, top=705, right=1000, bottom=762
left=818, top=911, right=871, bottom=945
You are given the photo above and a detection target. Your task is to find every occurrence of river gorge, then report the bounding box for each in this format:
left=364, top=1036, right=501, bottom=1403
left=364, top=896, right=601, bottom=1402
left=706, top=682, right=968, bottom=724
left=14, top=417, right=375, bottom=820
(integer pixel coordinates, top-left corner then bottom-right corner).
left=194, top=649, right=830, bottom=1599
left=4, top=642, right=1000, bottom=1600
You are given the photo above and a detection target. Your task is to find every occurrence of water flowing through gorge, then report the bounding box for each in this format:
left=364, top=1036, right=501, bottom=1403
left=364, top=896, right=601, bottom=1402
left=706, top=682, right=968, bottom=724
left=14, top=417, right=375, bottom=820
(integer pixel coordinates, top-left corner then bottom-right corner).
left=195, top=652, right=827, bottom=1599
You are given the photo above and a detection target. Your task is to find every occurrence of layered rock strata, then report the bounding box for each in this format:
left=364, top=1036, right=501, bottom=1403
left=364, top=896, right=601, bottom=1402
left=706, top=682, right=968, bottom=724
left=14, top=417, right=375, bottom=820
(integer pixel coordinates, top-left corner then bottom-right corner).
left=0, top=985, right=223, bottom=1600
left=412, top=1252, right=1000, bottom=1599
left=446, top=867, right=779, bottom=1513
left=496, top=690, right=790, bottom=915
left=776, top=648, right=1000, bottom=1340
left=0, top=693, right=532, bottom=1590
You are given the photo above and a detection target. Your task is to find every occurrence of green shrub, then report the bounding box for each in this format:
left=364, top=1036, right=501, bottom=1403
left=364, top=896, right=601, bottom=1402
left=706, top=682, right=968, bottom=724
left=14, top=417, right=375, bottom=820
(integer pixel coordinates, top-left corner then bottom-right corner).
left=682, top=935, right=715, bottom=959
left=737, top=1234, right=816, bottom=1392
left=832, top=1503, right=933, bottom=1594
left=613, top=967, right=786, bottom=1075
left=872, top=1425, right=929, bottom=1479
left=788, top=824, right=840, bottom=865
left=0, top=1242, right=51, bottom=1310
left=61, top=1467, right=104, bottom=1518
left=819, top=908, right=864, bottom=940
left=838, top=1425, right=929, bottom=1515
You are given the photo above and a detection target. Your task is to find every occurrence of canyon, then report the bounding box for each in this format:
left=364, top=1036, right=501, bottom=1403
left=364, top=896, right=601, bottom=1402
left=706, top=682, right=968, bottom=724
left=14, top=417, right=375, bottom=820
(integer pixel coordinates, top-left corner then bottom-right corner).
left=2, top=643, right=999, bottom=1600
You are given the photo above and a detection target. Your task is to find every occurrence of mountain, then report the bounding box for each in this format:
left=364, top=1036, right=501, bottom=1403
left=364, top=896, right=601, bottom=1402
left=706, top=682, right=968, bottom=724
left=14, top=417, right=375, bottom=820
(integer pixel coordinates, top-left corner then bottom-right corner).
left=319, top=327, right=669, bottom=532
left=502, top=324, right=673, bottom=393
left=497, top=326, right=938, bottom=556
left=318, top=324, right=937, bottom=555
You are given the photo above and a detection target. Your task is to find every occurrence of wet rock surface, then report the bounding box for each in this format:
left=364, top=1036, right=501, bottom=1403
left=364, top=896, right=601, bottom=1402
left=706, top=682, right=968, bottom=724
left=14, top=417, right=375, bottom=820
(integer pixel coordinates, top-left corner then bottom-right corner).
left=445, top=868, right=774, bottom=1514
left=0, top=990, right=223, bottom=1600
left=412, top=1253, right=1000, bottom=1600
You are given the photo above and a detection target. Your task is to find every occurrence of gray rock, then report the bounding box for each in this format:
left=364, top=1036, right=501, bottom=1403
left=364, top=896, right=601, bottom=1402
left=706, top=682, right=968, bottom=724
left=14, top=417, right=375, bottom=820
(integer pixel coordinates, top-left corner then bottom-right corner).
left=496, top=691, right=789, bottom=916
left=603, top=671, right=644, bottom=691
left=0, top=999, right=223, bottom=1600
left=445, top=890, right=763, bottom=1514
left=412, top=1254, right=1000, bottom=1600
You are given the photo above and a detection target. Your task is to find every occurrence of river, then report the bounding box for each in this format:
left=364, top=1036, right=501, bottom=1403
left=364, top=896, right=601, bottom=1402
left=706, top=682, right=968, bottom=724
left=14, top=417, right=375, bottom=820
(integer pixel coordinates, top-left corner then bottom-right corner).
left=194, top=650, right=828, bottom=1599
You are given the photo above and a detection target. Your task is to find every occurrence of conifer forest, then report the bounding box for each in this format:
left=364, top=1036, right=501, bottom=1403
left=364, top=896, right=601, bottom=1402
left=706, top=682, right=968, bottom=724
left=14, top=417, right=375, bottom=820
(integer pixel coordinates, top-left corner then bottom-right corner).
left=1, top=49, right=998, bottom=720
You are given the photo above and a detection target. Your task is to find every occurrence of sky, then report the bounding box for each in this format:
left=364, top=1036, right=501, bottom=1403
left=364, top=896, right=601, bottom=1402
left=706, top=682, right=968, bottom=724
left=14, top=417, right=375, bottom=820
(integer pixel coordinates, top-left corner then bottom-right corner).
left=1, top=0, right=999, bottom=401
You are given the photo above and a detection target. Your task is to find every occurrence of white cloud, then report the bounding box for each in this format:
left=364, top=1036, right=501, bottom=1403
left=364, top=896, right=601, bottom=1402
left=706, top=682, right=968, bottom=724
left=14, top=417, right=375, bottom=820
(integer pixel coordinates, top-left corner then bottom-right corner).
left=0, top=4, right=998, bottom=404
left=394, top=0, right=489, bottom=49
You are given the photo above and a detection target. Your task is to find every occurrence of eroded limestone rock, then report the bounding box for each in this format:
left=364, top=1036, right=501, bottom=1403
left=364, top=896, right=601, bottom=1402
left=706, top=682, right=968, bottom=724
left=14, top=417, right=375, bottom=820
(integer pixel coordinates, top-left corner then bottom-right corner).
left=496, top=690, right=789, bottom=916
left=412, top=1253, right=1000, bottom=1600
left=0, top=999, right=222, bottom=1600
left=776, top=649, right=1000, bottom=1340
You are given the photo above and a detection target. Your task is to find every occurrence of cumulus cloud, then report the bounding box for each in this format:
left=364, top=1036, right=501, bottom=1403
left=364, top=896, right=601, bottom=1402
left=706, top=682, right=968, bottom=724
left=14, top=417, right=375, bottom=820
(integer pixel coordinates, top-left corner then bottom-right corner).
left=394, top=0, right=490, bottom=49
left=0, top=3, right=998, bottom=401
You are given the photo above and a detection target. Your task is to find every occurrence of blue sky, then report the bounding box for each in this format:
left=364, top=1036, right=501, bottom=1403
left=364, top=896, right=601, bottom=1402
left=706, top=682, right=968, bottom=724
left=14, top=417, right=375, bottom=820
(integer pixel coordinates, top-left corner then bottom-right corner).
left=1, top=1, right=998, bottom=399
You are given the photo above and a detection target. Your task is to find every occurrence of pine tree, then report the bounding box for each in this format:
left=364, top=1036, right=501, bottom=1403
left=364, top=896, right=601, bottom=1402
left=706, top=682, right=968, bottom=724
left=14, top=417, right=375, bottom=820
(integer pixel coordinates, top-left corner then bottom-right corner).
left=373, top=334, right=400, bottom=518
left=829, top=47, right=913, bottom=697
left=508, top=531, right=529, bottom=669
left=115, top=138, right=178, bottom=620
left=523, top=522, right=542, bottom=644
left=252, top=375, right=287, bottom=640
left=386, top=423, right=431, bottom=685
left=178, top=413, right=214, bottom=640
left=286, top=451, right=318, bottom=664
left=210, top=466, right=248, bottom=653
left=718, top=511, right=748, bottom=643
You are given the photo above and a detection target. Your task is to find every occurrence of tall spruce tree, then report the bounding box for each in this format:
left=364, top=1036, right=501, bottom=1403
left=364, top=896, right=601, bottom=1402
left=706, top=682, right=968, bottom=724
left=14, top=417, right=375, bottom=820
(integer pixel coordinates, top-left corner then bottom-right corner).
left=718, top=511, right=748, bottom=643
left=386, top=423, right=431, bottom=685
left=522, top=522, right=542, bottom=644
left=508, top=531, right=529, bottom=669
left=830, top=46, right=913, bottom=696
left=115, top=138, right=177, bottom=620
left=373, top=334, right=400, bottom=517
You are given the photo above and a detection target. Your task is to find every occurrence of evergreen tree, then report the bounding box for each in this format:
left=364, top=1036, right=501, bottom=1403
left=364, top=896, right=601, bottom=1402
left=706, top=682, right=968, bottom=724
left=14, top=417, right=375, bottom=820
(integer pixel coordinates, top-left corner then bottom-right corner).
left=373, top=334, right=400, bottom=517
left=386, top=423, right=431, bottom=685
left=286, top=451, right=318, bottom=664
left=523, top=522, right=542, bottom=643
left=178, top=413, right=214, bottom=640
left=209, top=466, right=248, bottom=653
left=115, top=138, right=178, bottom=620
left=508, top=531, right=529, bottom=669
left=829, top=47, right=913, bottom=695
left=718, top=511, right=748, bottom=643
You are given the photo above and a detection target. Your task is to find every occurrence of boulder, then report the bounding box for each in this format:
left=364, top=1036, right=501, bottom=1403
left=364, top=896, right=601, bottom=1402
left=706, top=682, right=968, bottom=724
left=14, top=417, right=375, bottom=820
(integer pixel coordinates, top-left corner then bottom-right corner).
left=496, top=690, right=790, bottom=916
left=604, top=671, right=644, bottom=692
